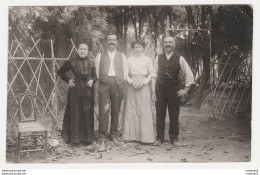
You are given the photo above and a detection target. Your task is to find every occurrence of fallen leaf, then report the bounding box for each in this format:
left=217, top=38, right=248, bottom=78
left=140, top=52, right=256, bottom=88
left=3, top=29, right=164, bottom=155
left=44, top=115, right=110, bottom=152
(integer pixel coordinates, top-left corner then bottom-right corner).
left=206, top=147, right=213, bottom=151
left=203, top=152, right=210, bottom=155
left=147, top=157, right=153, bottom=161
left=89, top=153, right=98, bottom=156
left=127, top=150, right=151, bottom=157
left=166, top=146, right=173, bottom=151
left=85, top=145, right=96, bottom=152
left=95, top=154, right=102, bottom=160
left=181, top=158, right=188, bottom=162
left=187, top=145, right=194, bottom=148
left=187, top=151, right=195, bottom=154
left=218, top=136, right=226, bottom=139
left=135, top=147, right=142, bottom=150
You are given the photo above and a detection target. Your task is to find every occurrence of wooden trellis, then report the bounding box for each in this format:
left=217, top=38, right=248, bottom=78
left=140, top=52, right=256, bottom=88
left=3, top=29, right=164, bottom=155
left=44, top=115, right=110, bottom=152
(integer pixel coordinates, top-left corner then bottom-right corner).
left=210, top=50, right=252, bottom=119
left=7, top=36, right=104, bottom=131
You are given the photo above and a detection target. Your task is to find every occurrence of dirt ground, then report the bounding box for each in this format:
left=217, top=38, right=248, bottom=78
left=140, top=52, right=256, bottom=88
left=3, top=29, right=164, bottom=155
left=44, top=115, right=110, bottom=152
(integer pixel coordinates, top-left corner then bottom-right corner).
left=6, top=105, right=251, bottom=164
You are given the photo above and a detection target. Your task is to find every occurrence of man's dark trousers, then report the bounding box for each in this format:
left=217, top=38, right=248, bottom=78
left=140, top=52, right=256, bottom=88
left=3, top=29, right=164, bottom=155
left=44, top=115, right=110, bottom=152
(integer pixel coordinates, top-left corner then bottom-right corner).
left=155, top=82, right=180, bottom=141
left=98, top=77, right=122, bottom=137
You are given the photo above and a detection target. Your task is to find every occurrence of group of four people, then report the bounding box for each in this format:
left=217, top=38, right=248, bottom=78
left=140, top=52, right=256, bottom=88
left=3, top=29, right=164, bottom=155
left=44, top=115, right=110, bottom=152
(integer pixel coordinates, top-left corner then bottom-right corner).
left=57, top=33, right=194, bottom=147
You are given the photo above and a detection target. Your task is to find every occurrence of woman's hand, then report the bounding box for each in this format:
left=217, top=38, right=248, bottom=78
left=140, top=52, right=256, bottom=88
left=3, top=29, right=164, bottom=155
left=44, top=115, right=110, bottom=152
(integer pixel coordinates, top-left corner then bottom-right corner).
left=132, top=80, right=143, bottom=89
left=132, top=80, right=138, bottom=89
left=152, top=92, right=156, bottom=102
left=87, top=79, right=94, bottom=87
left=68, top=79, right=75, bottom=88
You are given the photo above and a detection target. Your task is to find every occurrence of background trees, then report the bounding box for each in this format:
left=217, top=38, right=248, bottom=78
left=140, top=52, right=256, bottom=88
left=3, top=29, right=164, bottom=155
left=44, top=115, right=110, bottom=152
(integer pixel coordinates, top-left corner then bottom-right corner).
left=8, top=5, right=252, bottom=110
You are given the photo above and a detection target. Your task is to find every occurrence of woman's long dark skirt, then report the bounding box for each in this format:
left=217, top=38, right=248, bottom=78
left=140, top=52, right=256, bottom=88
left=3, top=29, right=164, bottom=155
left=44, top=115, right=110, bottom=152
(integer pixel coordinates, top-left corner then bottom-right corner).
left=62, top=80, right=94, bottom=144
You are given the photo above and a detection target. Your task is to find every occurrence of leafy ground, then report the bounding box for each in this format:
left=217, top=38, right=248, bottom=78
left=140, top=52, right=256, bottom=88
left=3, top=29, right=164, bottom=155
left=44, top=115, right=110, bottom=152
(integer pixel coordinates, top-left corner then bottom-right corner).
left=6, top=105, right=251, bottom=164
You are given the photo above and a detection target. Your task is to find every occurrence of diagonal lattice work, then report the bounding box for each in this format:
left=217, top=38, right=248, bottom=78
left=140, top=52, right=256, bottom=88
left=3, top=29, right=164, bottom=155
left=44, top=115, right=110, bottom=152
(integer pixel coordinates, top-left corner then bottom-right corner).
left=7, top=36, right=104, bottom=131
left=209, top=50, right=252, bottom=119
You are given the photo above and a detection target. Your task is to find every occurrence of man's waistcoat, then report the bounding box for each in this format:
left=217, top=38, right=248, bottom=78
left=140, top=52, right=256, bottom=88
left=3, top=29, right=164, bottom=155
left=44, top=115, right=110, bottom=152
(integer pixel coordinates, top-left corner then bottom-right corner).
left=157, top=52, right=180, bottom=86
left=99, top=51, right=124, bottom=87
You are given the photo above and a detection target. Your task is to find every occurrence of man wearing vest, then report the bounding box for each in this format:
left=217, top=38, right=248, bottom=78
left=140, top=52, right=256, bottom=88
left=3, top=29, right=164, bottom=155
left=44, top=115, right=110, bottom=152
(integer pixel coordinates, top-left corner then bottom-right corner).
left=152, top=36, right=194, bottom=146
left=95, top=33, right=128, bottom=143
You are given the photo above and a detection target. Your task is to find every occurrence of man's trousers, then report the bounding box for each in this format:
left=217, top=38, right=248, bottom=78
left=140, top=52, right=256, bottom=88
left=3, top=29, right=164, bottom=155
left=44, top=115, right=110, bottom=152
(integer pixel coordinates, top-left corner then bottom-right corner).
left=155, top=82, right=180, bottom=141
left=98, top=77, right=122, bottom=137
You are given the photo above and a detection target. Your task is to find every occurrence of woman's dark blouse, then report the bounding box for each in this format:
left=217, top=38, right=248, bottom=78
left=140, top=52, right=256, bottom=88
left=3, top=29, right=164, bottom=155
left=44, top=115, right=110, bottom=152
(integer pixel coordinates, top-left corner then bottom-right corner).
left=57, top=56, right=97, bottom=84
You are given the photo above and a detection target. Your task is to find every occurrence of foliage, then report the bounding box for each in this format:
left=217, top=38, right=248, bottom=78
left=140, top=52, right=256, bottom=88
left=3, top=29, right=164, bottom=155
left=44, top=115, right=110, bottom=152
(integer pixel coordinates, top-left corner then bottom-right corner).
left=8, top=5, right=253, bottom=109
left=9, top=6, right=108, bottom=57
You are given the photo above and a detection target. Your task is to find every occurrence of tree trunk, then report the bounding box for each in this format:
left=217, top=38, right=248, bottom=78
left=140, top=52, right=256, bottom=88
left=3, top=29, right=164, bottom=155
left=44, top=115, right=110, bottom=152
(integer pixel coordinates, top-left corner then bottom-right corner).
left=153, top=19, right=159, bottom=49
left=186, top=6, right=212, bottom=109
left=191, top=53, right=210, bottom=109
left=138, top=20, right=142, bottom=40
left=138, top=8, right=143, bottom=39
left=123, top=24, right=128, bottom=53
left=123, top=10, right=129, bottom=53
left=132, top=16, right=138, bottom=40
left=185, top=6, right=197, bottom=28
left=131, top=7, right=138, bottom=40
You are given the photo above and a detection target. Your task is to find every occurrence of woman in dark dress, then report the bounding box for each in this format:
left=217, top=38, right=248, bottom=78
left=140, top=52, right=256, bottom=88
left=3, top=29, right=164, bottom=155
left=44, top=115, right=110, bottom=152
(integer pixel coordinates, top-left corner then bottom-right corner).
left=57, top=42, right=97, bottom=146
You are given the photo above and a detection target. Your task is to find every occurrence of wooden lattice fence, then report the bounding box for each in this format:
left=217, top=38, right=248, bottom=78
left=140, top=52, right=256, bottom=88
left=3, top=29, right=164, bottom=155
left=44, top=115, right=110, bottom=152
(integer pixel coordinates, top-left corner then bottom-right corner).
left=7, top=37, right=104, bottom=131
left=7, top=35, right=159, bottom=134
left=209, top=50, right=252, bottom=119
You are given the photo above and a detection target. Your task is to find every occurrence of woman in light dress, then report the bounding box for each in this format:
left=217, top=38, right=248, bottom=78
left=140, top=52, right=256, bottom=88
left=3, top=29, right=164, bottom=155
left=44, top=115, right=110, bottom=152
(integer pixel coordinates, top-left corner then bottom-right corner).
left=122, top=40, right=156, bottom=143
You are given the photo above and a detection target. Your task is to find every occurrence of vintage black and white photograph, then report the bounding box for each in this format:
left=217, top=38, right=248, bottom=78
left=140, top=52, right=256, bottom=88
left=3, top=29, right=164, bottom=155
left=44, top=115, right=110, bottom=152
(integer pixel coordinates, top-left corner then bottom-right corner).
left=5, top=4, right=253, bottom=165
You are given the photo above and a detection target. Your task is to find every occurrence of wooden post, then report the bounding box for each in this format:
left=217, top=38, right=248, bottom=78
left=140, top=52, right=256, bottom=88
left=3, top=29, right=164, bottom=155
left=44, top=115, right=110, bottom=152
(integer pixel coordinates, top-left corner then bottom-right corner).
left=166, top=15, right=170, bottom=36
left=235, top=83, right=246, bottom=115
left=208, top=16, right=215, bottom=118
left=51, top=39, right=57, bottom=130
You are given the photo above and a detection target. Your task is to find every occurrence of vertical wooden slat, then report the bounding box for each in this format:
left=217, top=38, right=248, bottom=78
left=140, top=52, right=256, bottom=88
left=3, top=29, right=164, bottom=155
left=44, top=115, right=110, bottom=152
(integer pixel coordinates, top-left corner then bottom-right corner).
left=235, top=84, right=246, bottom=114
left=213, top=54, right=232, bottom=95
left=208, top=16, right=215, bottom=118
left=51, top=39, right=57, bottom=130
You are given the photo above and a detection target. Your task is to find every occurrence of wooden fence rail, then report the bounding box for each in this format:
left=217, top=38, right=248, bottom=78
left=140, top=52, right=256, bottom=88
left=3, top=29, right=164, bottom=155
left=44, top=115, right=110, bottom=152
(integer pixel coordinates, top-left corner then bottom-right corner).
left=7, top=37, right=104, bottom=131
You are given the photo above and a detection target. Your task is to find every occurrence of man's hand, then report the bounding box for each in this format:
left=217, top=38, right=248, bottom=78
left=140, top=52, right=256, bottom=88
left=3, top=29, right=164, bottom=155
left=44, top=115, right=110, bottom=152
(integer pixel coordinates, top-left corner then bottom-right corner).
left=177, top=86, right=189, bottom=97
left=87, top=79, right=94, bottom=87
left=68, top=79, right=75, bottom=88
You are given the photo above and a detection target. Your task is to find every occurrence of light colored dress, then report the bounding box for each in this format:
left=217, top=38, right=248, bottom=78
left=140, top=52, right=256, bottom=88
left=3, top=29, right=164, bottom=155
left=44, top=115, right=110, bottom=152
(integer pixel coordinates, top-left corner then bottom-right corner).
left=122, top=55, right=156, bottom=143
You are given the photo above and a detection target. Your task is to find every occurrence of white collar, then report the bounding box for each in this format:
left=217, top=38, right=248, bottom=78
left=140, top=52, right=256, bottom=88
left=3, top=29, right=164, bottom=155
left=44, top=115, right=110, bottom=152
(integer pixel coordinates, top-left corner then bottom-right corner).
left=107, top=49, right=116, bottom=54
left=165, top=51, right=174, bottom=59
